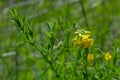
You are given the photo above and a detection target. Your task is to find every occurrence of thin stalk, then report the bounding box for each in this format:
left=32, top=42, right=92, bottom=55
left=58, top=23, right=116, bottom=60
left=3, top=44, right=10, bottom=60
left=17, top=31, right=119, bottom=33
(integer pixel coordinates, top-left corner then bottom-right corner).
left=32, top=43, right=63, bottom=80
left=73, top=47, right=81, bottom=79
left=66, top=0, right=70, bottom=20
left=35, top=48, right=65, bottom=80
left=32, top=43, right=49, bottom=62
left=35, top=67, right=49, bottom=80
left=80, top=0, right=89, bottom=30
left=52, top=50, right=64, bottom=63
left=15, top=47, right=19, bottom=80
left=50, top=45, right=53, bottom=60
left=84, top=48, right=88, bottom=80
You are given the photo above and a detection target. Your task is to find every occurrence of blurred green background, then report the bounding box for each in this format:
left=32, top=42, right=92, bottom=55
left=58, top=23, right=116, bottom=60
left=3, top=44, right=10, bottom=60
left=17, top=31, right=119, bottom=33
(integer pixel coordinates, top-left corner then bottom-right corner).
left=0, top=0, right=120, bottom=80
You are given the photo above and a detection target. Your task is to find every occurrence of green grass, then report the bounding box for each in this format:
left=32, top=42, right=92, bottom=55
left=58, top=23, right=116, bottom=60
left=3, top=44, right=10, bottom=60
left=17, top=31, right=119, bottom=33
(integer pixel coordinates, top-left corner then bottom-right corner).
left=0, top=0, right=120, bottom=80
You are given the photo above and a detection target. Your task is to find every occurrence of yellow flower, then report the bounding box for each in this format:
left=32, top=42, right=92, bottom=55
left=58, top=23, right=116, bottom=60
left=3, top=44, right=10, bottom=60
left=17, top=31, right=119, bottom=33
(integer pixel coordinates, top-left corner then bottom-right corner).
left=105, top=52, right=112, bottom=60
left=87, top=53, right=94, bottom=67
left=82, top=34, right=90, bottom=40
left=81, top=35, right=94, bottom=48
left=73, top=29, right=94, bottom=48
left=73, top=37, right=81, bottom=46
left=88, top=53, right=94, bottom=61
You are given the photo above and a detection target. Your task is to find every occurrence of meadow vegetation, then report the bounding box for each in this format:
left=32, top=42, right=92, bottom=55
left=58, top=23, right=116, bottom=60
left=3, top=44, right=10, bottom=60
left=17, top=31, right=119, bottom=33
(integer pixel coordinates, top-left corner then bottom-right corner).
left=0, top=0, right=120, bottom=80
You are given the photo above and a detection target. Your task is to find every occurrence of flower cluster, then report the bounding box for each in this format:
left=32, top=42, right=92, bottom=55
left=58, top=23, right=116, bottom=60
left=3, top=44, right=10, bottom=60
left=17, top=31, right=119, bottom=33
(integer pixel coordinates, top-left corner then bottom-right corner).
left=87, top=53, right=94, bottom=61
left=73, top=29, right=94, bottom=48
left=105, top=52, right=112, bottom=61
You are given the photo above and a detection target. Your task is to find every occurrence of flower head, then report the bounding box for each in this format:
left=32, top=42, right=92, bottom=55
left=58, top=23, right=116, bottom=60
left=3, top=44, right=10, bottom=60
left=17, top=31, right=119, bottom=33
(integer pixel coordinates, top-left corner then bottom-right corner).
left=73, top=29, right=94, bottom=48
left=105, top=52, right=112, bottom=61
left=88, top=53, right=94, bottom=61
left=73, top=37, right=81, bottom=46
left=81, top=35, right=94, bottom=48
left=87, top=53, right=94, bottom=67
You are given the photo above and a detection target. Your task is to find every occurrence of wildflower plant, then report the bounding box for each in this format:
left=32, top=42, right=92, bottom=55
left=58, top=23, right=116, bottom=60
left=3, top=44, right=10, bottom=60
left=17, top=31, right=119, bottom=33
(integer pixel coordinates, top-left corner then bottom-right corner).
left=72, top=29, right=94, bottom=80
left=10, top=8, right=64, bottom=80
left=9, top=7, right=120, bottom=80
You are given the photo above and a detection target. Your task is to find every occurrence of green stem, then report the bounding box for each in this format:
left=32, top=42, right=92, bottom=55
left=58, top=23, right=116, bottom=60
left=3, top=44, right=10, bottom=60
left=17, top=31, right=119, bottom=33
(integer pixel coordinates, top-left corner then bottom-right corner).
left=35, top=48, right=65, bottom=80
left=32, top=43, right=63, bottom=79
left=85, top=48, right=88, bottom=80
left=32, top=43, right=49, bottom=62
left=73, top=47, right=81, bottom=79
left=15, top=47, right=19, bottom=80
left=80, top=0, right=89, bottom=30
left=35, top=67, right=49, bottom=80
